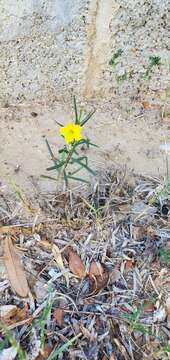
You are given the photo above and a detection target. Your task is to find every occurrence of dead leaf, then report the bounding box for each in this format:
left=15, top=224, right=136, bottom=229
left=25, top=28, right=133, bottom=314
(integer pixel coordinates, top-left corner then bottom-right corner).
left=143, top=300, right=155, bottom=313
left=132, top=226, right=146, bottom=240
left=124, top=259, right=134, bottom=272
left=16, top=303, right=29, bottom=321
left=53, top=307, right=64, bottom=327
left=68, top=250, right=86, bottom=278
left=0, top=305, right=18, bottom=320
left=146, top=226, right=156, bottom=240
left=35, top=344, right=53, bottom=360
left=87, top=271, right=109, bottom=297
left=39, top=239, right=52, bottom=251
left=101, top=355, right=107, bottom=360
left=3, top=236, right=29, bottom=297
left=89, top=261, right=104, bottom=279
left=109, top=354, right=115, bottom=360
left=142, top=101, right=161, bottom=110
left=52, top=244, right=69, bottom=286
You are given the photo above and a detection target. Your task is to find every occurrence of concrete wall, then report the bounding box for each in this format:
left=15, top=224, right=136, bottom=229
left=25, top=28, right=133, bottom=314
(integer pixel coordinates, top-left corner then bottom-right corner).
left=0, top=0, right=169, bottom=111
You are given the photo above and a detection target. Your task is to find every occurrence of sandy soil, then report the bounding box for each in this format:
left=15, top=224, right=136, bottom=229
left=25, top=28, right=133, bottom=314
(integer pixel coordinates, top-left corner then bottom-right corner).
left=0, top=100, right=169, bottom=194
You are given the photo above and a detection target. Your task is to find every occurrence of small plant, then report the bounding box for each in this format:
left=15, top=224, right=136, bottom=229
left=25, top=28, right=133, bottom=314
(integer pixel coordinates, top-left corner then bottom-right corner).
left=123, top=307, right=148, bottom=335
left=33, top=284, right=53, bottom=355
left=43, top=97, right=97, bottom=187
left=109, top=49, right=123, bottom=68
left=47, top=333, right=81, bottom=360
left=159, top=247, right=170, bottom=264
left=0, top=321, right=26, bottom=360
left=143, top=55, right=161, bottom=80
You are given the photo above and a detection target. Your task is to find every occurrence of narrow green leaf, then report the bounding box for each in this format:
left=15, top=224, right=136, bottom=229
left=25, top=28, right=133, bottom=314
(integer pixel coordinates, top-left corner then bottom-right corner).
left=68, top=166, right=82, bottom=175
left=45, top=139, right=55, bottom=158
left=46, top=161, right=65, bottom=171
left=56, top=120, right=64, bottom=127
left=67, top=175, right=89, bottom=183
left=81, top=109, right=96, bottom=126
left=73, top=96, right=79, bottom=124
left=78, top=108, right=83, bottom=123
left=63, top=170, right=68, bottom=187
left=45, top=139, right=59, bottom=166
left=73, top=159, right=96, bottom=176
left=41, top=175, right=58, bottom=182
left=72, top=140, right=84, bottom=148
left=71, top=156, right=88, bottom=166
left=87, top=140, right=99, bottom=148
left=47, top=334, right=81, bottom=360
left=58, top=147, right=68, bottom=154
left=0, top=339, right=8, bottom=351
left=72, top=148, right=79, bottom=155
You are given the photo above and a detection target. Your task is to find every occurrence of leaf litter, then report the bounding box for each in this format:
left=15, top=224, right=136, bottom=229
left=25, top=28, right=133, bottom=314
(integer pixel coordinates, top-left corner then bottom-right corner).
left=0, top=168, right=170, bottom=359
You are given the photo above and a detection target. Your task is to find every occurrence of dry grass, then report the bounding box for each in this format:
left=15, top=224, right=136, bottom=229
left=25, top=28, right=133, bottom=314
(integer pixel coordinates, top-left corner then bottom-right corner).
left=0, top=168, right=170, bottom=359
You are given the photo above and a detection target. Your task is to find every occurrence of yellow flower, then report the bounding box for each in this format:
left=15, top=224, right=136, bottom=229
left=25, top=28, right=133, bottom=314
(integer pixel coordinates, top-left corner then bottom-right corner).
left=59, top=122, right=82, bottom=144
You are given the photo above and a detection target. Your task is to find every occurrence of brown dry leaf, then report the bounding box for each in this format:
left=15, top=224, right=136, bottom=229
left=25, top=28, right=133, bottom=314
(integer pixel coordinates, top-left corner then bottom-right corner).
left=16, top=303, right=29, bottom=321
left=87, top=271, right=109, bottom=297
left=94, top=271, right=109, bottom=292
left=89, top=261, right=104, bottom=279
left=39, top=239, right=52, bottom=251
left=146, top=226, right=156, bottom=240
left=124, top=259, right=134, bottom=272
left=68, top=249, right=86, bottom=278
left=0, top=305, right=18, bottom=320
left=143, top=300, right=155, bottom=313
left=35, top=344, right=53, bottom=360
left=110, top=353, right=116, bottom=360
left=53, top=307, right=64, bottom=327
left=101, top=355, right=107, bottom=360
left=3, top=236, right=29, bottom=297
left=132, top=225, right=146, bottom=240
left=142, top=101, right=161, bottom=110
left=52, top=244, right=69, bottom=286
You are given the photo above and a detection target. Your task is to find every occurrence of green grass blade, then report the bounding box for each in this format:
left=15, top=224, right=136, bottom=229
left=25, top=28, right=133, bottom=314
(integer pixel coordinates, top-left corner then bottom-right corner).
left=58, top=147, right=68, bottom=154
left=67, top=175, right=89, bottom=183
left=73, top=96, right=79, bottom=124
left=56, top=121, right=64, bottom=127
left=46, top=161, right=65, bottom=171
left=63, top=170, right=69, bottom=187
left=71, top=156, right=88, bottom=166
left=73, top=159, right=96, bottom=176
left=78, top=108, right=83, bottom=123
left=45, top=139, right=55, bottom=158
left=47, top=334, right=82, bottom=360
left=41, top=175, right=58, bottom=182
left=81, top=109, right=96, bottom=126
left=0, top=322, right=26, bottom=360
left=159, top=248, right=170, bottom=263
left=87, top=141, right=99, bottom=148
left=69, top=167, right=83, bottom=175
left=45, top=139, right=58, bottom=166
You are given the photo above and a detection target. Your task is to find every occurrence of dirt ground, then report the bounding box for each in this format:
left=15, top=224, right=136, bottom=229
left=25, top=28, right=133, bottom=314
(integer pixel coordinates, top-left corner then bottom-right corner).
left=0, top=99, right=169, bottom=195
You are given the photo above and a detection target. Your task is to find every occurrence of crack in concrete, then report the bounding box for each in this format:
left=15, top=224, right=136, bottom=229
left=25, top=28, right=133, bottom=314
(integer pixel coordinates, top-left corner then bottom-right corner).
left=83, top=0, right=113, bottom=99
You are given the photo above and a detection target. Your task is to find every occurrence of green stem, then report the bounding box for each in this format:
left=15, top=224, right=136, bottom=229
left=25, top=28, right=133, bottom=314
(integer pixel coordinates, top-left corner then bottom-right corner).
left=57, top=144, right=75, bottom=184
